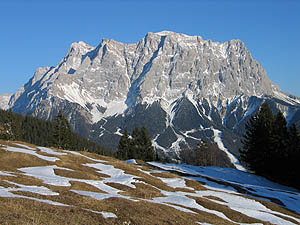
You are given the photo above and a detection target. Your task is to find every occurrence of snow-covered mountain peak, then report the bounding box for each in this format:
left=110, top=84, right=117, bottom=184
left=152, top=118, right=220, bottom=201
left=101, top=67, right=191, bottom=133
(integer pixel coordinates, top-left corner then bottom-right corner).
left=68, top=41, right=93, bottom=54
left=154, top=30, right=200, bottom=39
left=7, top=31, right=300, bottom=159
left=155, top=30, right=176, bottom=36
left=9, top=31, right=285, bottom=115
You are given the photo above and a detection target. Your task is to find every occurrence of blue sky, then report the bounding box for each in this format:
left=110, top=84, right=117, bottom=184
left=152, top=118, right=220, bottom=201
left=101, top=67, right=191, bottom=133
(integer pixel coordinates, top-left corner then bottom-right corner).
left=0, top=0, right=299, bottom=97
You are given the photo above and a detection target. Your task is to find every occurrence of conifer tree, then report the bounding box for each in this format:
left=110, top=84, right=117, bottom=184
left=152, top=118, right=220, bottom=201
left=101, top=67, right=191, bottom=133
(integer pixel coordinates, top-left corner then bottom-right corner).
left=116, top=126, right=155, bottom=161
left=287, top=123, right=300, bottom=188
left=241, top=102, right=274, bottom=176
left=0, top=110, right=12, bottom=140
left=241, top=103, right=300, bottom=188
left=130, top=126, right=140, bottom=159
left=270, top=111, right=289, bottom=178
left=116, top=128, right=131, bottom=160
left=139, top=126, right=156, bottom=161
left=52, top=111, right=72, bottom=149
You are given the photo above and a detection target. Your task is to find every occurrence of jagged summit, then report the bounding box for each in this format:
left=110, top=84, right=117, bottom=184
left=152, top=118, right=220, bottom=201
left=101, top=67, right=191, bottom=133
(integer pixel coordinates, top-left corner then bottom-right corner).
left=6, top=31, right=300, bottom=164
left=154, top=30, right=201, bottom=40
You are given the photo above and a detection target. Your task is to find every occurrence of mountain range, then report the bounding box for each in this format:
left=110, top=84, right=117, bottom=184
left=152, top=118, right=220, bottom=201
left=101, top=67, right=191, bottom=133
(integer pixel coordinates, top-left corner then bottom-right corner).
left=1, top=31, right=300, bottom=167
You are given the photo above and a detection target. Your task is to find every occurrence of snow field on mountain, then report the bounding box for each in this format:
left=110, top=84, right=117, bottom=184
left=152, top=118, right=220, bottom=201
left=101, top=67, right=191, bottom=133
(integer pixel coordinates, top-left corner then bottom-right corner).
left=212, top=128, right=247, bottom=171
left=0, top=142, right=300, bottom=224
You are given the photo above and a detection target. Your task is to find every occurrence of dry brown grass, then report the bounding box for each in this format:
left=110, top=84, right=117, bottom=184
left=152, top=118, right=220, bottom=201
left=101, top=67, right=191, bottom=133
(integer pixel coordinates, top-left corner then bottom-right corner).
left=0, top=180, right=19, bottom=188
left=54, top=168, right=102, bottom=180
left=1, top=190, right=235, bottom=225
left=100, top=197, right=235, bottom=225
left=80, top=151, right=117, bottom=163
left=1, top=140, right=299, bottom=225
left=0, top=197, right=115, bottom=225
left=69, top=181, right=106, bottom=193
left=0, top=149, right=52, bottom=172
left=106, top=161, right=178, bottom=192
left=107, top=182, right=165, bottom=200
left=150, top=171, right=180, bottom=178
left=203, top=195, right=228, bottom=203
left=134, top=159, right=150, bottom=166
left=184, top=178, right=208, bottom=191
left=13, top=141, right=38, bottom=149
left=4, top=173, right=45, bottom=187
left=55, top=153, right=111, bottom=178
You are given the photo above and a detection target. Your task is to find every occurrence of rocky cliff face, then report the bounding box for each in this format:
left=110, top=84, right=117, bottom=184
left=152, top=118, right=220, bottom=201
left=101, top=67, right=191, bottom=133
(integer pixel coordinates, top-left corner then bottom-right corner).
left=7, top=31, right=300, bottom=167
left=0, top=93, right=11, bottom=110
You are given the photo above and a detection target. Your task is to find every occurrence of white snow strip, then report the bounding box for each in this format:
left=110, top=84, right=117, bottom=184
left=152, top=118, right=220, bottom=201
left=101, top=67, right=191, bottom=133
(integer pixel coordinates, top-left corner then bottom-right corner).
left=125, top=159, right=137, bottom=165
left=114, top=128, right=123, bottom=136
left=100, top=211, right=118, bottom=219
left=71, top=190, right=132, bottom=201
left=148, top=162, right=200, bottom=176
left=84, top=163, right=139, bottom=188
left=38, top=147, right=68, bottom=156
left=66, top=151, right=108, bottom=163
left=151, top=191, right=233, bottom=222
left=194, top=190, right=300, bottom=225
left=0, top=186, right=67, bottom=207
left=211, top=128, right=246, bottom=171
left=4, top=180, right=59, bottom=196
left=17, top=165, right=120, bottom=194
left=18, top=166, right=74, bottom=187
left=14, top=143, right=36, bottom=150
left=157, top=177, right=192, bottom=190
left=4, top=146, right=59, bottom=162
left=0, top=171, right=16, bottom=177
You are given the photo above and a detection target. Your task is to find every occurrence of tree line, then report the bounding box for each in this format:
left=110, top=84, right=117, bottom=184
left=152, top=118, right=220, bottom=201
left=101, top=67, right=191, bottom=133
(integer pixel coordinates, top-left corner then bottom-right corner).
left=180, top=140, right=234, bottom=168
left=0, top=109, right=112, bottom=156
left=241, top=103, right=300, bottom=189
left=116, top=126, right=157, bottom=162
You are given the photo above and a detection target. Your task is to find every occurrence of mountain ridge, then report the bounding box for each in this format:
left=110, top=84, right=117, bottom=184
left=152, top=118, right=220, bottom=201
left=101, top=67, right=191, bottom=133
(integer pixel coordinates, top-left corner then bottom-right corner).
left=2, top=31, right=300, bottom=167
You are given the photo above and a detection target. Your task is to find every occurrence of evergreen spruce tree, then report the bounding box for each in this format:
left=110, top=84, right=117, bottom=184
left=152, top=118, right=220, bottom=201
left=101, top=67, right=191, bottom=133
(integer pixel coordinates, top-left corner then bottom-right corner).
left=0, top=110, right=11, bottom=140
left=270, top=111, right=289, bottom=179
left=116, top=128, right=131, bottom=160
left=287, top=123, right=300, bottom=188
left=130, top=126, right=140, bottom=159
left=139, top=126, right=156, bottom=161
left=116, top=126, right=155, bottom=161
left=241, top=102, right=274, bottom=176
left=52, top=111, right=72, bottom=149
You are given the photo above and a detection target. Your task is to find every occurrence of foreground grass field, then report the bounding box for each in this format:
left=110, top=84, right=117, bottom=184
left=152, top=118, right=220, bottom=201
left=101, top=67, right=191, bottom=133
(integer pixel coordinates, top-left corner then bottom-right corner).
left=0, top=140, right=299, bottom=225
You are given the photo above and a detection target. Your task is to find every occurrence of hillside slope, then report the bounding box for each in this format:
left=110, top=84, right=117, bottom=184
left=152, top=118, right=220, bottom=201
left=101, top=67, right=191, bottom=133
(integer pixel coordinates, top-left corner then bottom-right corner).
left=0, top=140, right=299, bottom=224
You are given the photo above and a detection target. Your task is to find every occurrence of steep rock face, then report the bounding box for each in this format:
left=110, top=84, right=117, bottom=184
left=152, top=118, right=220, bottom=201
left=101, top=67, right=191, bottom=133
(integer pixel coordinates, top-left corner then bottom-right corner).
left=7, top=31, right=300, bottom=166
left=0, top=93, right=11, bottom=110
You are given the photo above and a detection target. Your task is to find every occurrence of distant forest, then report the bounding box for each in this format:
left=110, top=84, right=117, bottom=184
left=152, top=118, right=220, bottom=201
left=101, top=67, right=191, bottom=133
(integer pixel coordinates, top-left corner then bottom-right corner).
left=0, top=109, right=112, bottom=156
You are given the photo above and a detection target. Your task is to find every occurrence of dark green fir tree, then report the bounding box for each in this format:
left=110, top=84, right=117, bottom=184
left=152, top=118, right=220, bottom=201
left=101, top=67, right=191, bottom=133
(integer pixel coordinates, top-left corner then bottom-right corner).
left=241, top=102, right=274, bottom=176
left=116, top=128, right=131, bottom=160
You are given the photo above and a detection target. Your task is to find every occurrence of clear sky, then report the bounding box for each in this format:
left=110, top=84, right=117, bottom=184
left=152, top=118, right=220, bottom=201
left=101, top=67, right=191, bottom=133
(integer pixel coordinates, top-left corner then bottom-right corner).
left=0, top=0, right=299, bottom=97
